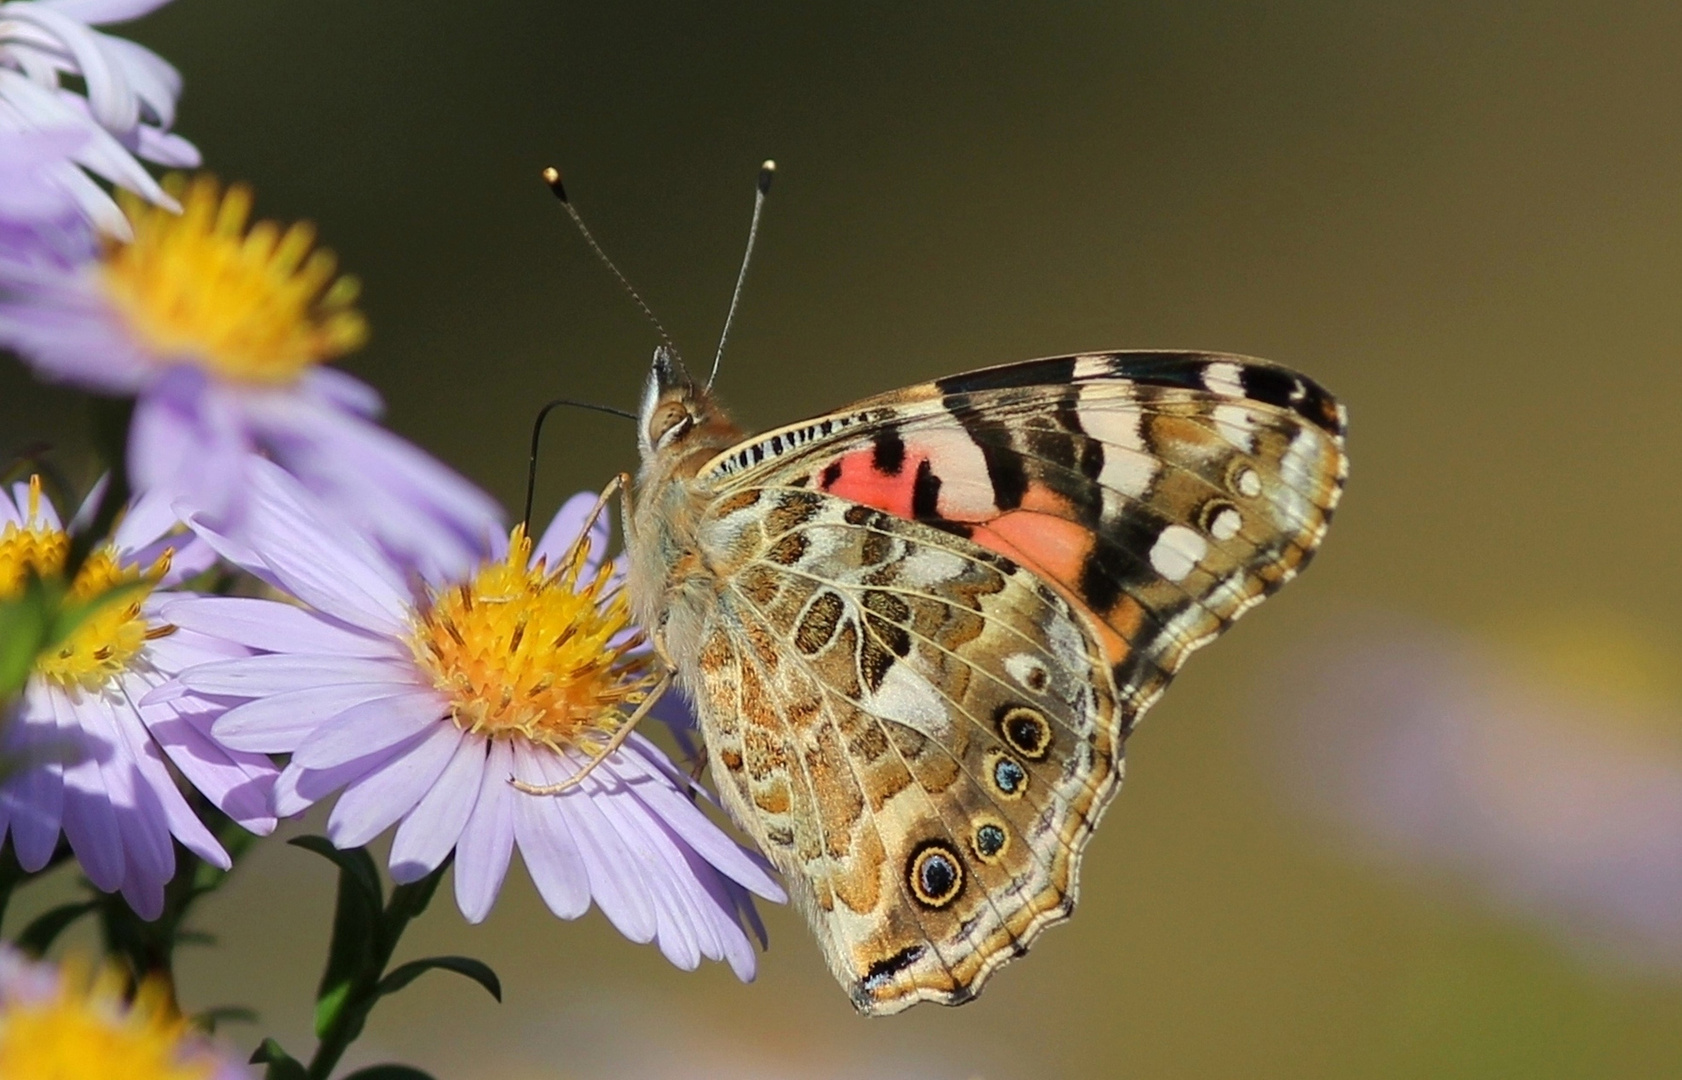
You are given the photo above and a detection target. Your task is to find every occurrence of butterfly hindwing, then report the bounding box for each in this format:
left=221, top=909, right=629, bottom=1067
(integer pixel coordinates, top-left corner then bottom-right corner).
left=689, top=488, right=1121, bottom=1012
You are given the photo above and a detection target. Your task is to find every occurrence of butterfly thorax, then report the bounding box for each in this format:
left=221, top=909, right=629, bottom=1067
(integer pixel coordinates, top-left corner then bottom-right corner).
left=628, top=351, right=745, bottom=671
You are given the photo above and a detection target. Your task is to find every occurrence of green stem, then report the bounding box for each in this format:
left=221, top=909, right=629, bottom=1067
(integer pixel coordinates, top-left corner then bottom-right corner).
left=0, top=842, right=25, bottom=932
left=305, top=860, right=449, bottom=1080
left=66, top=396, right=134, bottom=576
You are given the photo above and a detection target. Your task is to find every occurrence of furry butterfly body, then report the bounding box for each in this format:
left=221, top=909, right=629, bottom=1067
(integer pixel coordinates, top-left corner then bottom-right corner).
left=626, top=348, right=1347, bottom=1014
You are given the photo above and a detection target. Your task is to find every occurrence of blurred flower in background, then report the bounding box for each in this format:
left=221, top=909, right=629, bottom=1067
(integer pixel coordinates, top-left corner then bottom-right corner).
left=0, top=945, right=250, bottom=1078
left=0, top=475, right=277, bottom=918
left=156, top=466, right=784, bottom=975
left=0, top=126, right=100, bottom=273
left=0, top=175, right=504, bottom=580
left=0, top=0, right=198, bottom=237
left=1266, top=612, right=1682, bottom=975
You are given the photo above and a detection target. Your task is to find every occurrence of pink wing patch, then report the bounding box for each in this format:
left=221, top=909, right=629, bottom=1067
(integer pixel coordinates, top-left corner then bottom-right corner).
left=812, top=432, right=1133, bottom=665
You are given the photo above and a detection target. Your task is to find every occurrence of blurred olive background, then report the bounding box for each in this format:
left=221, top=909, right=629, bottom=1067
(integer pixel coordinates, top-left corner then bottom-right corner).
left=7, top=1, right=1682, bottom=1077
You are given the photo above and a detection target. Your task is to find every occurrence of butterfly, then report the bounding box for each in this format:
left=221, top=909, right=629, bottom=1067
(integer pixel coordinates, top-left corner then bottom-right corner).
left=620, top=346, right=1347, bottom=1014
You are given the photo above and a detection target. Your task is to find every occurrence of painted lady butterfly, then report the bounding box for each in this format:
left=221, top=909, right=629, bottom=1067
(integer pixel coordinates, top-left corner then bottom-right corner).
left=620, top=346, right=1347, bottom=1014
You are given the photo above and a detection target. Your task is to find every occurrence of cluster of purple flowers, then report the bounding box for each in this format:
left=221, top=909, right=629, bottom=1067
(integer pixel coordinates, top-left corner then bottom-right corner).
left=0, top=0, right=780, bottom=992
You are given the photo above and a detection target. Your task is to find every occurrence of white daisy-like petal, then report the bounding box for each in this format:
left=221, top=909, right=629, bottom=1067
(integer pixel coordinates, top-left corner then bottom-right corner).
left=160, top=596, right=405, bottom=660
left=175, top=654, right=421, bottom=698
left=388, top=734, right=486, bottom=884
left=7, top=684, right=65, bottom=870
left=535, top=751, right=658, bottom=944
left=328, top=723, right=463, bottom=850
left=510, top=740, right=590, bottom=919
left=290, top=691, right=447, bottom=771
left=0, top=478, right=278, bottom=914
left=54, top=689, right=124, bottom=889
left=212, top=682, right=416, bottom=754
left=454, top=739, right=518, bottom=924
left=275, top=752, right=389, bottom=819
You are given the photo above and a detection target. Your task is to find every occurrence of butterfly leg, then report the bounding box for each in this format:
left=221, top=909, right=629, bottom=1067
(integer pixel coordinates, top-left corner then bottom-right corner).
left=616, top=470, right=636, bottom=545
left=549, top=472, right=629, bottom=577
left=683, top=744, right=712, bottom=801
left=509, top=668, right=674, bottom=796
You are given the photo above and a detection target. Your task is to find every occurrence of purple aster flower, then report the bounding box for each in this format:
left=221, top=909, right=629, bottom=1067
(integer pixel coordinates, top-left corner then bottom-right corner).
left=0, top=944, right=251, bottom=1078
left=1267, top=614, right=1682, bottom=975
left=0, top=175, right=505, bottom=580
left=0, top=0, right=200, bottom=238
left=0, top=124, right=100, bottom=272
left=0, top=475, right=277, bottom=918
left=159, top=460, right=785, bottom=978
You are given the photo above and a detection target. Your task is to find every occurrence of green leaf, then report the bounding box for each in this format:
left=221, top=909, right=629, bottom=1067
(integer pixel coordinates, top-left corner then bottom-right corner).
left=250, top=1037, right=308, bottom=1080
left=14, top=899, right=97, bottom=954
left=65, top=396, right=133, bottom=577
left=0, top=574, right=150, bottom=703
left=382, top=853, right=451, bottom=932
left=0, top=582, right=54, bottom=699
left=194, top=1005, right=258, bottom=1033
left=375, top=955, right=502, bottom=1003
left=340, top=1067, right=438, bottom=1080
left=45, top=579, right=149, bottom=646
left=312, top=979, right=357, bottom=1043
left=289, top=836, right=382, bottom=907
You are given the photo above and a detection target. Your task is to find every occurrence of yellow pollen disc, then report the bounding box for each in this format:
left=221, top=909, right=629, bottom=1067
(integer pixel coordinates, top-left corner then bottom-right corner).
left=0, top=477, right=169, bottom=692
left=102, top=174, right=369, bottom=385
left=0, top=479, right=66, bottom=595
left=410, top=525, right=656, bottom=751
left=0, top=961, right=213, bottom=1080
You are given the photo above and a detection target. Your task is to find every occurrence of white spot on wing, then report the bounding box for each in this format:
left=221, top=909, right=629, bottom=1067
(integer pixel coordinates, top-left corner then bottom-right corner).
left=1074, top=355, right=1114, bottom=379
left=1210, top=507, right=1243, bottom=541
left=1213, top=405, right=1258, bottom=451
left=1274, top=428, right=1322, bottom=532
left=1078, top=386, right=1154, bottom=497
left=898, top=546, right=969, bottom=588
left=916, top=428, right=995, bottom=519
left=1203, top=361, right=1245, bottom=397
left=1004, top=653, right=1049, bottom=690
left=862, top=656, right=951, bottom=739
left=1150, top=525, right=1207, bottom=582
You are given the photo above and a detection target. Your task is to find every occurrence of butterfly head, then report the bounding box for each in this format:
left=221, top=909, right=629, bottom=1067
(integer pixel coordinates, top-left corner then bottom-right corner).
left=637, top=346, right=743, bottom=477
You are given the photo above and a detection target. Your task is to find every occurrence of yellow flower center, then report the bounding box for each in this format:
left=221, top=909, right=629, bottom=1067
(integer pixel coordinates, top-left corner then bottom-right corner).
left=410, top=525, right=656, bottom=752
left=0, top=962, right=213, bottom=1080
left=0, top=477, right=170, bottom=692
left=0, top=482, right=66, bottom=594
left=101, top=174, right=368, bottom=385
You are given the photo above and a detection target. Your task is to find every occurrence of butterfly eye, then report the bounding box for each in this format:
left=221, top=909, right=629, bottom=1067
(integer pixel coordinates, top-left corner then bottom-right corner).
left=648, top=401, right=694, bottom=449
left=907, top=841, right=965, bottom=909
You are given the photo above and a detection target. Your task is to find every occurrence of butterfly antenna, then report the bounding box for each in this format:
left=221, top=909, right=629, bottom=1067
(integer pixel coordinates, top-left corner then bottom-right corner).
left=542, top=166, right=676, bottom=353
left=706, top=159, right=776, bottom=390
left=524, top=397, right=637, bottom=530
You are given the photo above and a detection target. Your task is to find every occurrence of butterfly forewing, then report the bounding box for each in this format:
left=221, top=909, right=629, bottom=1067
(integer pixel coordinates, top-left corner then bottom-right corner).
left=636, top=350, right=1347, bottom=1014
left=701, top=351, right=1347, bottom=716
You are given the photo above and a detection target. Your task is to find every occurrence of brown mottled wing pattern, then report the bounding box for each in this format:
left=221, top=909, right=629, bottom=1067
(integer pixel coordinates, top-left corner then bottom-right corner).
left=690, top=490, right=1118, bottom=1012
left=685, top=351, right=1346, bottom=1013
